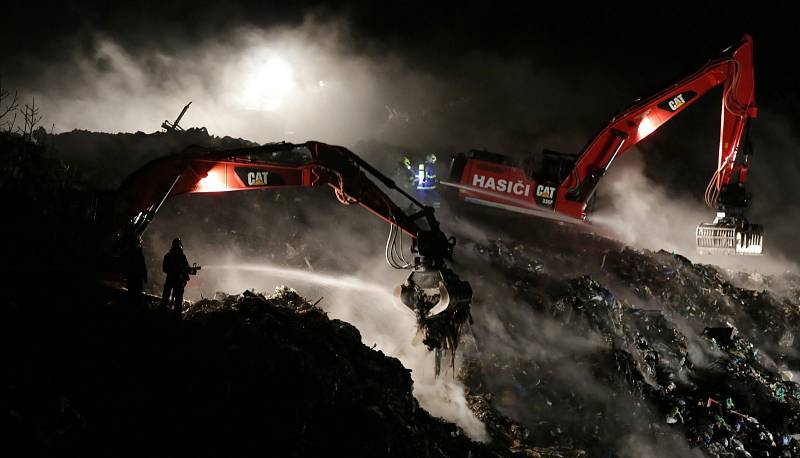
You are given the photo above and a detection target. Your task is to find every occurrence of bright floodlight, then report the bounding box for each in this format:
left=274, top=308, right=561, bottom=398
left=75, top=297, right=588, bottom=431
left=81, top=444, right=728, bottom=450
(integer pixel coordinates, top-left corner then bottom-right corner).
left=239, top=56, right=296, bottom=111
left=196, top=170, right=227, bottom=192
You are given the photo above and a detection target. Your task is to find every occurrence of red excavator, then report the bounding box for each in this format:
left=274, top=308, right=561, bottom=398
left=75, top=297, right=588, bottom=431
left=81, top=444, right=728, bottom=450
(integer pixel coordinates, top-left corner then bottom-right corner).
left=445, top=34, right=763, bottom=255
left=102, top=141, right=472, bottom=370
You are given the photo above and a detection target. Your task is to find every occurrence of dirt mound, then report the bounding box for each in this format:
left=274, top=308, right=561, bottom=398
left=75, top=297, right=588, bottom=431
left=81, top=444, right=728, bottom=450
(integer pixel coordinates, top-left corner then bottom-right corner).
left=7, top=283, right=502, bottom=457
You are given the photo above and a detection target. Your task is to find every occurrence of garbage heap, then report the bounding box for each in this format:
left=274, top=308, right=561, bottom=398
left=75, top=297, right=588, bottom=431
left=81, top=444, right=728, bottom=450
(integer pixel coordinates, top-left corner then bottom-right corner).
left=8, top=284, right=505, bottom=457
left=462, top=240, right=799, bottom=457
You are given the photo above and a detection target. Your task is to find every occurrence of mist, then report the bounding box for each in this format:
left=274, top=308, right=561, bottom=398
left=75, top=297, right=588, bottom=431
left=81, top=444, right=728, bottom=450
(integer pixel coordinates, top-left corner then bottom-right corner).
left=204, top=261, right=489, bottom=442
left=593, top=148, right=800, bottom=275
left=10, top=18, right=450, bottom=147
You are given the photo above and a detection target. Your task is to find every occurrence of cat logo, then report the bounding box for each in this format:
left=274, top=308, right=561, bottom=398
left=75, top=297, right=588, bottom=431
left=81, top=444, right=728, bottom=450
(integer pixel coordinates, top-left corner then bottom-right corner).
left=658, top=90, right=697, bottom=112
left=668, top=94, right=686, bottom=111
left=247, top=171, right=268, bottom=186
left=536, top=185, right=556, bottom=199
left=534, top=184, right=557, bottom=208
left=235, top=167, right=276, bottom=187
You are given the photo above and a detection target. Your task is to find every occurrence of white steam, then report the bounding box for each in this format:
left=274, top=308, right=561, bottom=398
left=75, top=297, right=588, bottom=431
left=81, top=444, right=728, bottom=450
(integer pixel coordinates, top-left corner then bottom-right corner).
left=593, top=151, right=799, bottom=275
left=591, top=151, right=707, bottom=254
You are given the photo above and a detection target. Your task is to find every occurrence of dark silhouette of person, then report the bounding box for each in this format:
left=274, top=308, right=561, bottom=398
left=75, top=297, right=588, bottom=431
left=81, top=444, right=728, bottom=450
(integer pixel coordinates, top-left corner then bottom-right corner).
left=161, top=238, right=191, bottom=316
left=122, top=234, right=147, bottom=307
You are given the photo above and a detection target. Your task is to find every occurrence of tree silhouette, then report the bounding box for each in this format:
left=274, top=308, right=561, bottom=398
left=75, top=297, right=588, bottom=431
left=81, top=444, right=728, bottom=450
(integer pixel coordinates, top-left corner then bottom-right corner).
left=0, top=75, right=19, bottom=132
left=17, top=96, right=42, bottom=142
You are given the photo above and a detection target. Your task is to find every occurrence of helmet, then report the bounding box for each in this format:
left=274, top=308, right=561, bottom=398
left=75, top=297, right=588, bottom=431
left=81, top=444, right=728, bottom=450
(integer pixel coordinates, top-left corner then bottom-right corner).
left=403, top=156, right=412, bottom=168
left=426, top=153, right=437, bottom=164
left=171, top=238, right=183, bottom=249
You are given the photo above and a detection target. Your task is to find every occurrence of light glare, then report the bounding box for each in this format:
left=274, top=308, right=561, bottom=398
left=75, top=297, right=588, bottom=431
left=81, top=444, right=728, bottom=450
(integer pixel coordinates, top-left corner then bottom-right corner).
left=638, top=116, right=657, bottom=139
left=196, top=170, right=227, bottom=192
left=238, top=56, right=296, bottom=111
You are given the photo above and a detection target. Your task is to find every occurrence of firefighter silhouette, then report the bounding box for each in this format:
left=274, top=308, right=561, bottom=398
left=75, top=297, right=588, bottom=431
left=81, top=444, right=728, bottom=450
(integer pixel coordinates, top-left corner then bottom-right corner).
left=161, top=238, right=192, bottom=317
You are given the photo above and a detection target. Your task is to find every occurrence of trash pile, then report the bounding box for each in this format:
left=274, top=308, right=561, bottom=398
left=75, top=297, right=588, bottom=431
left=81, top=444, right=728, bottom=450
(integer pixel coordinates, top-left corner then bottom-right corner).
left=598, top=248, right=799, bottom=374
left=463, top=368, right=588, bottom=457
left=7, top=283, right=503, bottom=457
left=463, top=239, right=800, bottom=456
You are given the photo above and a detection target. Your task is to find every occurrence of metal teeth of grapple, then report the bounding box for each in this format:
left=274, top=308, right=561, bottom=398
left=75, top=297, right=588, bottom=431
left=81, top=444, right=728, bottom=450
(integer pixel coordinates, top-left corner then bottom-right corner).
left=696, top=222, right=764, bottom=255
left=396, top=266, right=473, bottom=377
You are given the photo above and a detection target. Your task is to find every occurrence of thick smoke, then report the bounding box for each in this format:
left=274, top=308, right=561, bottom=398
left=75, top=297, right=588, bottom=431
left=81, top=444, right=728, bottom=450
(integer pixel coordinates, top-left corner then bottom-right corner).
left=16, top=20, right=389, bottom=145
left=8, top=19, right=418, bottom=145
left=5, top=12, right=634, bottom=158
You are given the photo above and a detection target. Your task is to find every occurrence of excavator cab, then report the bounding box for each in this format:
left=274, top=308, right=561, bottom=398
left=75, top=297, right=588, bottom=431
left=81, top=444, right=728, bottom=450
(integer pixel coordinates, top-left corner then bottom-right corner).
left=524, top=149, right=578, bottom=185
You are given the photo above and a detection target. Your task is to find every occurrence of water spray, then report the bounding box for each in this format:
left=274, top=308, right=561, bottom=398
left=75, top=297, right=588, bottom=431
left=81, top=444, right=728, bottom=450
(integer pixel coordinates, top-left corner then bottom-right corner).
left=203, top=263, right=414, bottom=316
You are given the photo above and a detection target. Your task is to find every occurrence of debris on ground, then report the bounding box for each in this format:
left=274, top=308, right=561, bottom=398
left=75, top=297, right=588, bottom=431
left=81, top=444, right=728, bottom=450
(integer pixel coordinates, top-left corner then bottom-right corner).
left=463, top=239, right=800, bottom=457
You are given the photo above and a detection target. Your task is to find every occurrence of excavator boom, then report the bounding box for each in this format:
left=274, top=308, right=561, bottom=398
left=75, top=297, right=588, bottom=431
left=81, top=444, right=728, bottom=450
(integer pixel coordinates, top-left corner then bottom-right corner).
left=103, top=141, right=472, bottom=374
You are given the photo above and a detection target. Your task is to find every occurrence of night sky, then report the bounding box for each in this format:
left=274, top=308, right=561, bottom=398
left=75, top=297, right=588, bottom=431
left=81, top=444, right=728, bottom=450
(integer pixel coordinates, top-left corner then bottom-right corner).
left=3, top=2, right=797, bottom=98
left=3, top=2, right=797, bottom=143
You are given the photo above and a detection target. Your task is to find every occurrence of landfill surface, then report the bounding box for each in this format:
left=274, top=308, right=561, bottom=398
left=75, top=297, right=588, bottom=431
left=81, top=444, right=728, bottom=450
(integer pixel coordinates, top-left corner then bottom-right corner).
left=4, top=129, right=799, bottom=457
left=458, top=234, right=800, bottom=457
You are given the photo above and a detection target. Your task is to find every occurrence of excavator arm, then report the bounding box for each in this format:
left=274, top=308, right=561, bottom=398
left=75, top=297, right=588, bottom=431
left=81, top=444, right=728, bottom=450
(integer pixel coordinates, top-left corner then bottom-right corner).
left=560, top=34, right=762, bottom=255
left=560, top=35, right=757, bottom=216
left=447, top=34, right=763, bottom=255
left=104, top=141, right=472, bottom=372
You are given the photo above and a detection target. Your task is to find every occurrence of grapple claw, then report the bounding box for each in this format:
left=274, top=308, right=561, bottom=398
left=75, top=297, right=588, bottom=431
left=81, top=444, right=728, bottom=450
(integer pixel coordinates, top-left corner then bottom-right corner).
left=395, top=265, right=473, bottom=376
left=396, top=267, right=471, bottom=317
left=697, top=212, right=764, bottom=255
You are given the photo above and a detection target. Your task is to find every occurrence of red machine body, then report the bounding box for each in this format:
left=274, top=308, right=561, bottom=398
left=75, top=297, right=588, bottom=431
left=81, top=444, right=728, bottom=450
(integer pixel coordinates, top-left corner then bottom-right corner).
left=446, top=35, right=762, bottom=254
